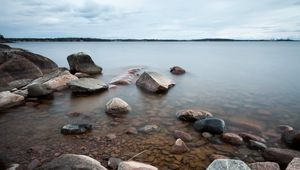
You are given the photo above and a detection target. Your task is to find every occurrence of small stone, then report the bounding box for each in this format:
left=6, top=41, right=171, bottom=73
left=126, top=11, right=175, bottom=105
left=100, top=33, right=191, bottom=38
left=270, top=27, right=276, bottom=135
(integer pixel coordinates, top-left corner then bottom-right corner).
left=194, top=118, right=225, bottom=134
left=171, top=138, right=190, bottom=154
left=278, top=125, right=293, bottom=133
left=105, top=97, right=131, bottom=114
left=174, top=155, right=183, bottom=161
left=239, top=132, right=266, bottom=143
left=248, top=140, right=267, bottom=150
left=176, top=109, right=213, bottom=122
left=54, top=153, right=60, bottom=157
left=173, top=130, right=193, bottom=142
left=28, top=159, right=40, bottom=170
left=170, top=66, right=186, bottom=75
left=74, top=72, right=90, bottom=78
left=106, top=133, right=117, bottom=140
left=66, top=111, right=81, bottom=117
left=138, top=125, right=160, bottom=133
left=27, top=84, right=53, bottom=97
left=202, top=132, right=213, bottom=138
left=286, top=157, right=300, bottom=170
left=221, top=133, right=243, bottom=145
left=126, top=127, right=138, bottom=135
left=61, top=124, right=92, bottom=135
left=108, top=157, right=122, bottom=170
left=249, top=162, right=280, bottom=170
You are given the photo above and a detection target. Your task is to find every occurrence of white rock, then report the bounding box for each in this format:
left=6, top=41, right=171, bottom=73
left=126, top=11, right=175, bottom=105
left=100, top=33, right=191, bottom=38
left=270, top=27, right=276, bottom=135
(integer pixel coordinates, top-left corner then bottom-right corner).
left=0, top=91, right=24, bottom=109
left=105, top=97, right=131, bottom=114
left=207, top=159, right=251, bottom=170
left=118, top=161, right=158, bottom=170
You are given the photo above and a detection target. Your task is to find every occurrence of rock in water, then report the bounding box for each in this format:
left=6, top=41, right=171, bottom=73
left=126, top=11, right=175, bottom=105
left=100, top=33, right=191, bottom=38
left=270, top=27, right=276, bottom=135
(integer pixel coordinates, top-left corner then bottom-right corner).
left=27, top=84, right=53, bottom=97
left=105, top=97, right=131, bottom=114
left=248, top=140, right=267, bottom=150
left=207, top=159, right=251, bottom=170
left=249, top=162, right=280, bottom=170
left=173, top=130, right=193, bottom=142
left=118, top=161, right=158, bottom=170
left=239, top=132, right=266, bottom=143
left=61, top=124, right=92, bottom=135
left=282, top=130, right=300, bottom=150
left=36, top=154, right=107, bottom=170
left=43, top=70, right=78, bottom=91
left=67, top=52, right=102, bottom=74
left=171, top=138, right=190, bottom=154
left=221, top=133, right=243, bottom=145
left=176, top=109, right=213, bottom=122
left=136, top=71, right=175, bottom=93
left=0, top=91, right=24, bottom=110
left=108, top=157, right=122, bottom=170
left=138, top=125, right=160, bottom=133
left=68, top=78, right=108, bottom=93
left=8, top=79, right=32, bottom=89
left=286, top=158, right=300, bottom=170
left=170, top=66, right=186, bottom=75
left=193, top=118, right=225, bottom=134
left=263, top=147, right=300, bottom=167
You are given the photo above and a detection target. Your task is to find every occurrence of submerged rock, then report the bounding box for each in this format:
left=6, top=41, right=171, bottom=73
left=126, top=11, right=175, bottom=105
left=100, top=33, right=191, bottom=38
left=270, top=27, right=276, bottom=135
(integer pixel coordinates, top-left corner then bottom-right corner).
left=249, top=162, right=280, bottom=170
left=207, top=159, right=251, bottom=170
left=170, top=66, right=186, bottom=75
left=286, top=158, right=300, bottom=170
left=37, top=154, right=107, bottom=170
left=194, top=118, right=225, bottom=134
left=221, top=133, right=243, bottom=145
left=282, top=130, right=300, bottom=150
left=61, top=124, right=92, bottom=135
left=263, top=147, right=300, bottom=167
left=173, top=130, right=193, bottom=142
left=248, top=140, right=267, bottom=150
left=138, top=125, right=160, bottom=133
left=67, top=52, right=102, bottom=74
left=105, top=97, right=131, bottom=114
left=171, top=138, right=190, bottom=154
left=68, top=78, right=108, bottom=93
left=176, top=109, right=213, bottom=122
left=239, top=132, right=266, bottom=143
left=118, top=161, right=158, bottom=170
left=27, top=84, right=53, bottom=97
left=136, top=71, right=175, bottom=93
left=0, top=91, right=24, bottom=110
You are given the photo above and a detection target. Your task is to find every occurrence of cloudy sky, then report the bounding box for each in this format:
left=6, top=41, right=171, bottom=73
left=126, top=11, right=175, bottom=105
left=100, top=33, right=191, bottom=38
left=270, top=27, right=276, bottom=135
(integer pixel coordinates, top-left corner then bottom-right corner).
left=0, top=0, right=300, bottom=39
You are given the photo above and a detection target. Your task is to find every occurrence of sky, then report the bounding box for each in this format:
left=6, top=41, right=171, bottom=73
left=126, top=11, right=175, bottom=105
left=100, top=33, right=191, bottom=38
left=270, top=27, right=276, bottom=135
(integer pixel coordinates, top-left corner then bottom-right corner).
left=0, top=0, right=300, bottom=39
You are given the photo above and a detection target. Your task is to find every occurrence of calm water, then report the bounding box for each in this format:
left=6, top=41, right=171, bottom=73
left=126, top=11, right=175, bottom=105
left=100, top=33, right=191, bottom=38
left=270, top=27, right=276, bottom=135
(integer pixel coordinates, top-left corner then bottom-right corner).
left=1, top=41, right=300, bottom=169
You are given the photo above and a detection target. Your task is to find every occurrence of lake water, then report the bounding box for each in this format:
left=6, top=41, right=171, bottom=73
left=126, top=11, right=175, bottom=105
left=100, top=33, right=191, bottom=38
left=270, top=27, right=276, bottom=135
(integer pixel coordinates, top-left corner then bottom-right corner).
left=1, top=41, right=300, bottom=169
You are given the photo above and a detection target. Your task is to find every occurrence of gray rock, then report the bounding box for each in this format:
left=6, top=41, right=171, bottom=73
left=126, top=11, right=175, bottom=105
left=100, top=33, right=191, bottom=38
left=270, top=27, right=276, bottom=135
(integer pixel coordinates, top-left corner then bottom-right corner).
left=37, top=154, right=107, bottom=170
left=286, top=158, right=300, bottom=170
left=136, top=71, right=175, bottom=93
left=173, top=130, right=193, bottom=142
left=13, top=89, right=28, bottom=97
left=108, top=157, right=122, bottom=170
left=138, top=125, right=160, bottom=133
left=263, top=147, right=300, bottom=167
left=28, top=159, right=40, bottom=170
left=194, top=118, right=225, bottom=134
left=8, top=79, right=32, bottom=89
left=176, top=109, right=213, bottom=122
left=248, top=140, right=267, bottom=150
left=207, top=159, right=251, bottom=170
left=118, top=161, right=158, bottom=170
left=239, top=132, right=266, bottom=143
left=170, top=66, right=186, bottom=75
left=74, top=72, right=90, bottom=78
left=27, top=84, right=53, bottom=97
left=67, top=52, right=102, bottom=74
left=61, top=124, right=92, bottom=135
left=249, top=162, right=280, bottom=170
left=68, top=78, right=108, bottom=93
left=105, top=97, right=131, bottom=114
left=0, top=91, right=24, bottom=110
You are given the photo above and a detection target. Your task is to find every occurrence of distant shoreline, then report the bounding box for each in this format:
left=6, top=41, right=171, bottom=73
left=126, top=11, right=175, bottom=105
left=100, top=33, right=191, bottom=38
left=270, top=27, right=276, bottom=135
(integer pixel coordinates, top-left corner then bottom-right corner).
left=4, top=38, right=299, bottom=42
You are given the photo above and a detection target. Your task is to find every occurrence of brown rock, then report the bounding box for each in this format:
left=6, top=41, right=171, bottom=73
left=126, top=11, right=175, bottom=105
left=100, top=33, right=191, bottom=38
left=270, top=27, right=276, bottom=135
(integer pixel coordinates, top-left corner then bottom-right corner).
left=176, top=109, right=213, bottom=122
left=170, top=66, right=186, bottom=75
left=126, top=127, right=138, bottom=135
left=286, top=158, right=300, bottom=170
left=239, top=132, right=266, bottom=143
left=173, top=130, right=193, bottom=142
left=249, top=162, right=280, bottom=170
left=263, top=147, right=300, bottom=167
left=171, top=138, right=190, bottom=154
left=221, top=133, right=243, bottom=145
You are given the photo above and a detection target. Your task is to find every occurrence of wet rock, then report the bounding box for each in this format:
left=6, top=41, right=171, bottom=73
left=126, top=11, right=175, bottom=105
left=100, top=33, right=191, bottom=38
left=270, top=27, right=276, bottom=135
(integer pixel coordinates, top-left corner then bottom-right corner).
left=193, top=118, right=225, bottom=134
left=110, top=69, right=138, bottom=85
left=67, top=52, right=102, bottom=74
left=28, top=159, right=41, bottom=170
left=171, top=138, right=190, bottom=154
left=186, top=140, right=207, bottom=147
left=105, top=97, right=131, bottom=114
left=176, top=109, right=213, bottom=122
left=221, top=133, right=243, bottom=145
left=136, top=71, right=175, bottom=93
left=43, top=70, right=78, bottom=90
left=118, top=161, right=158, bottom=170
left=286, top=158, right=300, bottom=170
left=239, top=132, right=266, bottom=143
left=66, top=111, right=81, bottom=117
left=263, top=147, right=300, bottom=167
left=170, top=66, right=186, bottom=75
left=8, top=79, right=32, bottom=89
left=249, top=162, right=280, bottom=170
left=278, top=125, right=293, bottom=133
left=12, top=89, right=28, bottom=97
left=126, top=127, right=138, bottom=135
left=61, top=124, right=92, bottom=135
left=202, top=132, right=213, bottom=138
left=75, top=72, right=90, bottom=78
left=210, top=136, right=224, bottom=145
left=227, top=117, right=264, bottom=131
left=0, top=91, right=24, bottom=109
left=282, top=130, right=300, bottom=150
left=209, top=154, right=230, bottom=161
left=27, top=83, right=53, bottom=97
left=173, top=130, right=193, bottom=142
left=108, top=157, right=122, bottom=170
left=248, top=140, right=267, bottom=150
left=106, top=133, right=117, bottom=140
left=138, top=125, right=160, bottom=133
left=68, top=78, right=108, bottom=93
left=37, top=154, right=107, bottom=170
left=207, top=159, right=251, bottom=170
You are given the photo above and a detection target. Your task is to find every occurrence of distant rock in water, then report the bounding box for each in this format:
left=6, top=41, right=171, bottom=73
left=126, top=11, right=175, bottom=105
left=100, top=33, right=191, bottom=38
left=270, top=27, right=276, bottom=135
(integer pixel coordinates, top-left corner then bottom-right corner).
left=68, top=78, right=108, bottom=94
left=170, top=66, right=186, bottom=75
left=67, top=52, right=102, bottom=74
left=0, top=44, right=58, bottom=84
left=136, top=71, right=175, bottom=93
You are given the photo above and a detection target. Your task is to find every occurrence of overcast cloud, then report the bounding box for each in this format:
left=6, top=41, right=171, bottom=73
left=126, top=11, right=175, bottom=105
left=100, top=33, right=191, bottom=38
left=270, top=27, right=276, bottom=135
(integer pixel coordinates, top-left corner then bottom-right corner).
left=0, top=0, right=300, bottom=39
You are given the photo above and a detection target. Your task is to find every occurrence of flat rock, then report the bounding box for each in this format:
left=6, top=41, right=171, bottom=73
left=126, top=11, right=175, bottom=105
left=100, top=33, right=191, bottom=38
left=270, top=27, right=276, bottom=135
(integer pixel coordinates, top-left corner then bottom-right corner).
left=0, top=91, right=24, bottom=110
left=43, top=70, right=78, bottom=91
left=105, top=97, right=131, bottom=114
left=67, top=52, right=102, bottom=74
left=136, top=71, right=175, bottom=93
left=249, top=162, right=280, bottom=170
left=207, top=159, right=251, bottom=170
left=118, top=161, right=158, bottom=170
left=263, top=147, right=300, bottom=167
left=36, top=154, right=107, bottom=170
left=239, top=132, right=266, bottom=143
left=286, top=158, right=300, bottom=170
left=68, top=78, right=108, bottom=93
left=221, top=133, right=243, bottom=145
left=176, top=109, right=213, bottom=122
left=170, top=66, right=186, bottom=75
left=171, top=138, right=190, bottom=154
left=138, top=125, right=160, bottom=133
left=61, top=124, right=92, bottom=135
left=194, top=118, right=225, bottom=134
left=248, top=140, right=267, bottom=150
left=174, top=130, right=193, bottom=142
left=27, top=84, right=53, bottom=97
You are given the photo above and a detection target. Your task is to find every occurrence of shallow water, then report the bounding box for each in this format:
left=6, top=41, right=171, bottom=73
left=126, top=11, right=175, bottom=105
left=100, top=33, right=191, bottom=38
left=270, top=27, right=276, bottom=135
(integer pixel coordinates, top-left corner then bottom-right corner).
left=1, top=41, right=300, bottom=169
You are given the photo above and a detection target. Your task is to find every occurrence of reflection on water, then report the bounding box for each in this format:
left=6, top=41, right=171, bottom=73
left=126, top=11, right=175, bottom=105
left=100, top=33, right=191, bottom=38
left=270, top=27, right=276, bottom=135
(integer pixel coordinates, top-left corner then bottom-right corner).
left=1, top=41, right=300, bottom=169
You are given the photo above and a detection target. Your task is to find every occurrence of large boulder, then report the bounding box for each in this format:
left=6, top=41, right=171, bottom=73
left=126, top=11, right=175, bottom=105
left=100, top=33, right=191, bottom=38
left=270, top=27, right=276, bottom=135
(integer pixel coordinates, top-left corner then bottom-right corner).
left=0, top=91, right=24, bottom=110
left=27, top=84, right=53, bottom=97
left=37, top=154, right=107, bottom=170
left=118, top=161, right=158, bottom=170
left=263, top=147, right=300, bottom=167
left=194, top=118, right=225, bottom=134
left=136, top=71, right=175, bottom=93
left=68, top=78, right=108, bottom=93
left=43, top=70, right=78, bottom=91
left=173, top=130, right=193, bottom=142
left=207, top=159, right=251, bottom=170
left=105, top=97, right=131, bottom=114
left=176, top=109, right=213, bottom=122
left=0, top=45, right=57, bottom=83
left=67, top=52, right=102, bottom=74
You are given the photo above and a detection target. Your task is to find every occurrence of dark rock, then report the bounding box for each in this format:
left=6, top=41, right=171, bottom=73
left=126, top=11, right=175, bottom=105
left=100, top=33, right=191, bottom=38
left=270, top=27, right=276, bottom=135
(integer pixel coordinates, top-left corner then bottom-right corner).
left=263, top=147, right=300, bottom=168
left=67, top=52, right=102, bottom=74
left=173, top=130, right=193, bottom=142
left=278, top=125, right=293, bottom=133
left=193, top=118, right=225, bottom=134
left=221, top=132, right=243, bottom=145
left=105, top=97, right=131, bottom=114
left=207, top=159, right=251, bottom=170
left=136, top=71, right=175, bottom=93
left=28, top=159, right=41, bottom=170
left=282, top=130, right=300, bottom=150
left=126, top=127, right=138, bottom=135
left=0, top=79, right=11, bottom=91
left=170, top=66, right=186, bottom=75
left=66, top=111, right=81, bottom=117
left=8, top=79, right=32, bottom=89
left=61, top=124, right=92, bottom=135
left=108, top=157, right=122, bottom=170
left=0, top=91, right=24, bottom=110
left=68, top=78, right=108, bottom=93
left=27, top=84, right=53, bottom=97
left=176, top=109, right=213, bottom=122
left=138, top=125, right=160, bottom=133
left=248, top=140, right=267, bottom=150
left=249, top=162, right=280, bottom=170
left=239, top=132, right=266, bottom=143
left=171, top=138, right=190, bottom=154
left=286, top=158, right=300, bottom=170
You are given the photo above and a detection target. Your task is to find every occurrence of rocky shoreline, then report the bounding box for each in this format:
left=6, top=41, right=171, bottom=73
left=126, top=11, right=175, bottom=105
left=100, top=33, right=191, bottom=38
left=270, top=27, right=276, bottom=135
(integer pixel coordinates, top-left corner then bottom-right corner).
left=1, top=44, right=300, bottom=170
